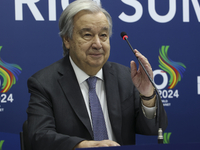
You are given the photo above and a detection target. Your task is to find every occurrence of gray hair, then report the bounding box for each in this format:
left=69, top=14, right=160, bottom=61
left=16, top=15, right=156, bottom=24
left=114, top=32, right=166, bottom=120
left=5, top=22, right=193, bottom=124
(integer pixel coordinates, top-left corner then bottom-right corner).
left=59, top=0, right=113, bottom=56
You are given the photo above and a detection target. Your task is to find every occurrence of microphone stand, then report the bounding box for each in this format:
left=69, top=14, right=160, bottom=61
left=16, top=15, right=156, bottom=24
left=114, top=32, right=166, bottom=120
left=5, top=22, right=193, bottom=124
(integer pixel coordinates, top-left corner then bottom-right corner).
left=121, top=33, right=163, bottom=144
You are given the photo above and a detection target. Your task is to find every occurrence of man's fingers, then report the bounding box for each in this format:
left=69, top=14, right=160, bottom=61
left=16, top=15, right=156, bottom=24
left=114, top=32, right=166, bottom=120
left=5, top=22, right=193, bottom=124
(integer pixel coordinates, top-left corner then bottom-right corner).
left=74, top=140, right=120, bottom=149
left=130, top=61, right=137, bottom=77
left=96, top=140, right=120, bottom=147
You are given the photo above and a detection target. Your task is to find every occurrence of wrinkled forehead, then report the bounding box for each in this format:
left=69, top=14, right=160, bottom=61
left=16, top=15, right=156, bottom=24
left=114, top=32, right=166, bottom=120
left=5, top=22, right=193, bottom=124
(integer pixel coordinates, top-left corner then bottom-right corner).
left=73, top=10, right=108, bottom=23
left=73, top=11, right=110, bottom=32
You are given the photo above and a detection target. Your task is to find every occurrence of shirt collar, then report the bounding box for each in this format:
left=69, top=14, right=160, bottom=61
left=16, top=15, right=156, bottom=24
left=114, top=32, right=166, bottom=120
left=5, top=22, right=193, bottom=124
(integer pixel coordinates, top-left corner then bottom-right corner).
left=69, top=56, right=103, bottom=84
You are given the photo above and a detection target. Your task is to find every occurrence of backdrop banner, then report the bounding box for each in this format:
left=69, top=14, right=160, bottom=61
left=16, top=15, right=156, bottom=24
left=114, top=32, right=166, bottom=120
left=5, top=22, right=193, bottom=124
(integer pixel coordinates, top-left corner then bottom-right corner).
left=0, top=0, right=200, bottom=149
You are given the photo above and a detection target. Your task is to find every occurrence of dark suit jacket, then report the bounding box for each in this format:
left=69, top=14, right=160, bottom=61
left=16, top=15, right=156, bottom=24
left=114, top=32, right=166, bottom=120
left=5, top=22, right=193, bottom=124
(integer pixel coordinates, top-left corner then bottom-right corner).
left=27, top=56, right=168, bottom=150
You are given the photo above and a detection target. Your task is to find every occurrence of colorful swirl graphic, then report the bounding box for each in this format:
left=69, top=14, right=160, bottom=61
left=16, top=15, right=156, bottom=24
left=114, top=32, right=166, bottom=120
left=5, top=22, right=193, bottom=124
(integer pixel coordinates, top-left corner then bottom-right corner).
left=158, top=46, right=186, bottom=89
left=0, top=46, right=22, bottom=93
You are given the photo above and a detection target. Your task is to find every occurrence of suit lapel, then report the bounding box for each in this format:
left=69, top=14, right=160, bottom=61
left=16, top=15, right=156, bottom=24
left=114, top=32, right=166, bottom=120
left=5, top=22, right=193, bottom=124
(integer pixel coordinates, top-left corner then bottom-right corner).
left=57, top=56, right=93, bottom=138
left=103, top=62, right=123, bottom=144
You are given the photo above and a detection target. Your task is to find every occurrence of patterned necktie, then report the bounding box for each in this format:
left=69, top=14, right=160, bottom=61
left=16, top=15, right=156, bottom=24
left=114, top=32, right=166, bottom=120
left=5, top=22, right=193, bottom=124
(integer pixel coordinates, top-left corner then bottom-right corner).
left=86, top=77, right=108, bottom=141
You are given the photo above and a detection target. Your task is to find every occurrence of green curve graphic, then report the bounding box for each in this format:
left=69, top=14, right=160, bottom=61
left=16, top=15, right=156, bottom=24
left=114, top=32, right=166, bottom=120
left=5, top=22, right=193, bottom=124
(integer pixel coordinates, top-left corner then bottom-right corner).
left=0, top=140, right=5, bottom=150
left=163, top=132, right=172, bottom=144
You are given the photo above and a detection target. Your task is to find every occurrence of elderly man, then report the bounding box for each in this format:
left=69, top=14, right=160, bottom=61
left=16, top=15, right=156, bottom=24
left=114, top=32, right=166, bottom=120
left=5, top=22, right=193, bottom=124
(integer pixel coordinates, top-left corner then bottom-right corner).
left=27, top=0, right=168, bottom=150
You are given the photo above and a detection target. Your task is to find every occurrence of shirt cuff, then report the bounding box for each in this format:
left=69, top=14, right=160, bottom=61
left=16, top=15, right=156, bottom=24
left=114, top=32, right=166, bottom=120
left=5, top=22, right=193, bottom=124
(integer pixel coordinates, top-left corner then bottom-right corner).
left=141, top=103, right=156, bottom=119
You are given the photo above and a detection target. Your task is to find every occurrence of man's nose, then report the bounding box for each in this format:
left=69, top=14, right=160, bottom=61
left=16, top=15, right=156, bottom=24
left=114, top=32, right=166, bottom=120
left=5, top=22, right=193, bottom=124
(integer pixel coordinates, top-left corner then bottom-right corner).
left=92, top=35, right=102, bottom=50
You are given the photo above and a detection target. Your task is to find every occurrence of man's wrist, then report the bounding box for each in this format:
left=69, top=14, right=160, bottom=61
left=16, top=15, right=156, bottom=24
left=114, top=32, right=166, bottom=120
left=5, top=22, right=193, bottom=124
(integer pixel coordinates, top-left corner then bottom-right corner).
left=140, top=89, right=156, bottom=101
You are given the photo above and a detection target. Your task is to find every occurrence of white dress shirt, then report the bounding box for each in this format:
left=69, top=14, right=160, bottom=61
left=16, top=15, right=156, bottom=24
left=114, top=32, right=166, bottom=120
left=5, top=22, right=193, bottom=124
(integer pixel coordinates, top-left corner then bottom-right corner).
left=69, top=57, right=156, bottom=141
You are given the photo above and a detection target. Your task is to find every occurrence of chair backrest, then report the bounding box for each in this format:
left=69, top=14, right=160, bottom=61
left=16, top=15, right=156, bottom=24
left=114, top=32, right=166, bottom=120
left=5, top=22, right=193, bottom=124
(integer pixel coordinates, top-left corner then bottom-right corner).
left=20, top=120, right=31, bottom=150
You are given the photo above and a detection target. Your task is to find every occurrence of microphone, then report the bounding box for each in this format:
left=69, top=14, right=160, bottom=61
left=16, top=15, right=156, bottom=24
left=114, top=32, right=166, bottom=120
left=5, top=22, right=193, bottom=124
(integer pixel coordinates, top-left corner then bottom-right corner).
left=121, top=32, right=163, bottom=144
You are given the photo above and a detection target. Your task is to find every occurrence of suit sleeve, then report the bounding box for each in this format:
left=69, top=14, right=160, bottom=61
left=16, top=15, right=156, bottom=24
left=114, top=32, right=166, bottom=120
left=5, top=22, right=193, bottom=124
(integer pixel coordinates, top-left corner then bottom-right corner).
left=134, top=86, right=168, bottom=135
left=108, top=62, right=168, bottom=140
left=27, top=76, right=85, bottom=150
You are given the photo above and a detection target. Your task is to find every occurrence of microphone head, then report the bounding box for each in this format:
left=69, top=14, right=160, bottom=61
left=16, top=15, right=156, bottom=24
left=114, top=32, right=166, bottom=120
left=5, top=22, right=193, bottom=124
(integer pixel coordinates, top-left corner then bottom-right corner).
left=121, top=32, right=128, bottom=40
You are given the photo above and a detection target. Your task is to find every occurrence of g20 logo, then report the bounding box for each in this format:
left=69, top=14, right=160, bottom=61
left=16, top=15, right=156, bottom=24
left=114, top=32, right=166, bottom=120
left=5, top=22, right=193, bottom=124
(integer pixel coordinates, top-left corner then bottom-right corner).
left=0, top=46, right=22, bottom=107
left=153, top=46, right=186, bottom=100
left=153, top=69, right=179, bottom=99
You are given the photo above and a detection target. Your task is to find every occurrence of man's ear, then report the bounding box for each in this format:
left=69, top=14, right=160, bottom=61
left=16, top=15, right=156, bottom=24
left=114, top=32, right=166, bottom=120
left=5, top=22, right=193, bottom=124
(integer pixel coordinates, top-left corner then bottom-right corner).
left=63, top=36, right=70, bottom=49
